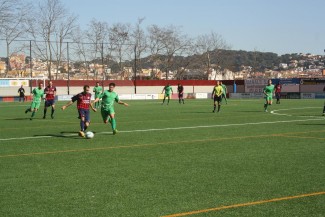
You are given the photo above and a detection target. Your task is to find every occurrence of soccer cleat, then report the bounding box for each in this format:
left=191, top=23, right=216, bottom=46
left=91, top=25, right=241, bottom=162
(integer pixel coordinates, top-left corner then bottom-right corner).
left=265, top=110, right=268, bottom=112
left=78, top=131, right=85, bottom=137
left=322, top=113, right=325, bottom=116
left=43, top=116, right=46, bottom=119
left=30, top=118, right=32, bottom=120
left=51, top=115, right=54, bottom=119
left=113, top=129, right=118, bottom=135
left=25, top=109, right=29, bottom=114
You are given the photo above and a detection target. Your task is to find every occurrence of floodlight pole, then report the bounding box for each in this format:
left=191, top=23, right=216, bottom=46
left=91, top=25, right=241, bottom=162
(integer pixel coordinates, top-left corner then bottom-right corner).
left=67, top=42, right=70, bottom=95
left=134, top=45, right=137, bottom=94
left=29, top=40, right=32, bottom=93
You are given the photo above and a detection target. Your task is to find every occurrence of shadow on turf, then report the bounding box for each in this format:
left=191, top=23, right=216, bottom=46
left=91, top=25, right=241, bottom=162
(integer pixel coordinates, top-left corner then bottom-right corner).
left=33, top=131, right=98, bottom=139
left=5, top=117, right=36, bottom=120
left=298, top=123, right=325, bottom=126
left=182, top=111, right=216, bottom=113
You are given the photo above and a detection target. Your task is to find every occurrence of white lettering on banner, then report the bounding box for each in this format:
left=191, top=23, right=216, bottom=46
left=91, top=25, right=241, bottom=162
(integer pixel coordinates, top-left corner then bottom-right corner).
left=132, top=94, right=146, bottom=100
left=117, top=94, right=159, bottom=100
left=6, top=80, right=29, bottom=87
left=195, top=93, right=208, bottom=99
left=245, top=79, right=268, bottom=93
left=119, top=94, right=132, bottom=100
left=57, top=95, right=74, bottom=101
left=301, top=93, right=315, bottom=99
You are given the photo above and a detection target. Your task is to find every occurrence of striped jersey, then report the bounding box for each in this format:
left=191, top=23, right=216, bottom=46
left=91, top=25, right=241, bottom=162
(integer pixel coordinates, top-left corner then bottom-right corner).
left=71, top=92, right=92, bottom=110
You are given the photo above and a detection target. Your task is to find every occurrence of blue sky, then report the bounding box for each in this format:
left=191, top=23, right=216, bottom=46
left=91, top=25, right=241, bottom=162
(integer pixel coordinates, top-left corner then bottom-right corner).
left=65, top=0, right=325, bottom=55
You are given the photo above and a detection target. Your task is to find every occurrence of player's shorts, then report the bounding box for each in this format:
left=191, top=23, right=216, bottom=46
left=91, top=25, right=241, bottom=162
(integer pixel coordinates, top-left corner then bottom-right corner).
left=214, top=95, right=222, bottom=102
left=164, top=93, right=171, bottom=98
left=275, top=92, right=281, bottom=99
left=45, top=99, right=55, bottom=107
left=95, top=94, right=101, bottom=100
left=19, top=93, right=25, bottom=97
left=101, top=108, right=115, bottom=121
left=78, top=109, right=90, bottom=122
left=30, top=101, right=41, bottom=110
left=178, top=93, right=183, bottom=98
left=265, top=95, right=273, bottom=101
left=221, top=93, right=227, bottom=98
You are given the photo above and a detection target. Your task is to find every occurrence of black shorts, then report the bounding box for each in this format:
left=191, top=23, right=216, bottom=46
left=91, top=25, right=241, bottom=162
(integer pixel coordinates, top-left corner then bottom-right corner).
left=19, top=93, right=25, bottom=97
left=178, top=93, right=183, bottom=98
left=45, top=99, right=55, bottom=107
left=214, top=95, right=222, bottom=102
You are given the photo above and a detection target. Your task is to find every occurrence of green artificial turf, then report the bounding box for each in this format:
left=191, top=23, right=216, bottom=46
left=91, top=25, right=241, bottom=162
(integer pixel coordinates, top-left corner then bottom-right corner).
left=0, top=99, right=324, bottom=217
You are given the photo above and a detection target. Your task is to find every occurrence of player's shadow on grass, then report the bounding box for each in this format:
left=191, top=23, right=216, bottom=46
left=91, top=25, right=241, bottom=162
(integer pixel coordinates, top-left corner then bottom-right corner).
left=298, top=123, right=325, bottom=126
left=182, top=111, right=215, bottom=113
left=237, top=110, right=264, bottom=112
left=34, top=131, right=96, bottom=139
left=5, top=117, right=34, bottom=120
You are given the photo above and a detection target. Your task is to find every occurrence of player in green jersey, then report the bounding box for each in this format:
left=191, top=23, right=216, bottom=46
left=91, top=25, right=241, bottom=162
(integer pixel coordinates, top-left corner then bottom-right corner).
left=92, top=83, right=128, bottom=135
left=263, top=79, right=275, bottom=112
left=161, top=83, right=173, bottom=105
left=25, top=83, right=44, bottom=120
left=93, top=82, right=103, bottom=109
left=220, top=81, right=228, bottom=104
left=211, top=81, right=223, bottom=113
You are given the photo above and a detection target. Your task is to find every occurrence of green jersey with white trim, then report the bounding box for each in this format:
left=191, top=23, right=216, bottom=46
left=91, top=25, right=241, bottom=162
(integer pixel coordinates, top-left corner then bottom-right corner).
left=32, top=88, right=44, bottom=103
left=93, top=86, right=103, bottom=97
left=98, top=90, right=119, bottom=111
left=164, top=86, right=172, bottom=95
left=264, top=85, right=275, bottom=97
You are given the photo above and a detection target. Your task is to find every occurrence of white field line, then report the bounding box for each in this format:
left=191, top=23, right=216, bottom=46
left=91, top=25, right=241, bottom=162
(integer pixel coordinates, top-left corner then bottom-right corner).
left=270, top=107, right=321, bottom=117
left=1, top=118, right=324, bottom=141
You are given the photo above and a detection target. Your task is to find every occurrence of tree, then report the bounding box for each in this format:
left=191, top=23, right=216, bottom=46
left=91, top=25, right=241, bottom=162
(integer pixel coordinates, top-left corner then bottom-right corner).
left=29, top=0, right=76, bottom=80
left=85, top=19, right=109, bottom=79
left=0, top=0, right=32, bottom=77
left=147, top=24, right=168, bottom=74
left=53, top=14, right=77, bottom=79
left=147, top=25, right=191, bottom=79
left=129, top=18, right=147, bottom=78
left=194, top=31, right=230, bottom=78
left=109, top=23, right=131, bottom=72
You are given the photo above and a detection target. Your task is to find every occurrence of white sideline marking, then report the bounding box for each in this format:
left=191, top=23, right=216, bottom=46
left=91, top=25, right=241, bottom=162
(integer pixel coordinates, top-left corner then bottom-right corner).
left=270, top=107, right=320, bottom=117
left=1, top=118, right=324, bottom=141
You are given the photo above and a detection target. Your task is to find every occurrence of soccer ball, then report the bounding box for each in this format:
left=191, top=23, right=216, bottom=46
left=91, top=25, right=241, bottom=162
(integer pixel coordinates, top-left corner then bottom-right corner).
left=85, top=131, right=94, bottom=139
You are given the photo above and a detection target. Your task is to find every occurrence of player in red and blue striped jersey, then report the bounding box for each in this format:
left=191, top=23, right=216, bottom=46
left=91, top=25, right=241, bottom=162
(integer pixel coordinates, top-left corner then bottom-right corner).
left=61, top=85, right=96, bottom=137
left=43, top=81, right=57, bottom=119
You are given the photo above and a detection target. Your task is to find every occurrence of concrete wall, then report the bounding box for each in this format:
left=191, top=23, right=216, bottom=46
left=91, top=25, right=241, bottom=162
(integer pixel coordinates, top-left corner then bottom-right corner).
left=0, top=84, right=245, bottom=96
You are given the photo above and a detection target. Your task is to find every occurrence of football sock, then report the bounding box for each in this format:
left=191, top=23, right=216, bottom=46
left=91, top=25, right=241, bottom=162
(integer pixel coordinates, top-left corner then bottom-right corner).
left=51, top=108, right=55, bottom=116
left=323, top=106, right=325, bottom=113
left=111, top=118, right=116, bottom=130
left=264, top=103, right=268, bottom=110
left=218, top=105, right=221, bottom=112
left=84, top=124, right=88, bottom=131
left=31, top=111, right=35, bottom=118
left=80, top=121, right=85, bottom=131
left=43, top=108, right=47, bottom=116
left=214, top=105, right=216, bottom=111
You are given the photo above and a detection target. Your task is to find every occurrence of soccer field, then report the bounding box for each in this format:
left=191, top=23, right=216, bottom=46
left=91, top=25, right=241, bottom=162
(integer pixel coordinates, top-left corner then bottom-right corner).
left=0, top=99, right=324, bottom=217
